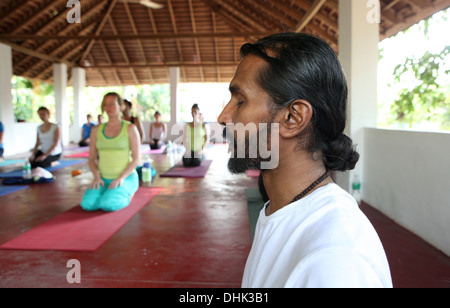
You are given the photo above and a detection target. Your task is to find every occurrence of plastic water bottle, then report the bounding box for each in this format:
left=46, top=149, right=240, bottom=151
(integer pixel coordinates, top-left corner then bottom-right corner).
left=142, top=162, right=152, bottom=183
left=22, top=160, right=32, bottom=179
left=352, top=174, right=361, bottom=205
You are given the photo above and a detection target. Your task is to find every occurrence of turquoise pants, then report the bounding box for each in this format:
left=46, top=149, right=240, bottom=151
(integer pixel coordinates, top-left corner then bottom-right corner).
left=81, top=171, right=139, bottom=212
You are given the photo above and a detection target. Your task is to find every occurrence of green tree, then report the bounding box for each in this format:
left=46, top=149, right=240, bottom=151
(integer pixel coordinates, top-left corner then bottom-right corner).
left=136, top=84, right=170, bottom=122
left=391, top=45, right=450, bottom=129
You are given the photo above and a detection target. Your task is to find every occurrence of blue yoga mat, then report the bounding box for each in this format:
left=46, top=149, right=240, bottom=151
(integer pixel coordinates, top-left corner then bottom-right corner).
left=0, top=185, right=29, bottom=197
left=0, top=160, right=86, bottom=178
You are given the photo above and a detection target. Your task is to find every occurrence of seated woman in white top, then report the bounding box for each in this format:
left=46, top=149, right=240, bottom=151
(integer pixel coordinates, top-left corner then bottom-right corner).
left=149, top=111, right=167, bottom=150
left=29, top=107, right=62, bottom=169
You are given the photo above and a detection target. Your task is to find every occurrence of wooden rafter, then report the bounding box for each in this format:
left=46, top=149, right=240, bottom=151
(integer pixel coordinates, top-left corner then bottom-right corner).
left=295, top=0, right=329, bottom=33
left=79, top=0, right=119, bottom=65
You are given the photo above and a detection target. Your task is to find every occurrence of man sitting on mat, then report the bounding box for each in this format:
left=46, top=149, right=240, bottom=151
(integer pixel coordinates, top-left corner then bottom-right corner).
left=29, top=107, right=62, bottom=169
left=182, top=104, right=210, bottom=167
left=218, top=33, right=392, bottom=288
left=81, top=92, right=141, bottom=212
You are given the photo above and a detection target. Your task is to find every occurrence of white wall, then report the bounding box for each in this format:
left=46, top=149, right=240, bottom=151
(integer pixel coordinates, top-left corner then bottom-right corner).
left=4, top=122, right=40, bottom=156
left=364, top=127, right=450, bottom=256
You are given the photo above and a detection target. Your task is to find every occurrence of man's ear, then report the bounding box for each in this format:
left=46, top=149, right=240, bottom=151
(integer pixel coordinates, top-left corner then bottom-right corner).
left=278, top=100, right=313, bottom=139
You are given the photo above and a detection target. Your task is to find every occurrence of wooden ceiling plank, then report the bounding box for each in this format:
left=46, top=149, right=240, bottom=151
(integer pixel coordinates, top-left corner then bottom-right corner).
left=213, top=0, right=270, bottom=32
left=123, top=1, right=153, bottom=83
left=16, top=0, right=108, bottom=72
left=80, top=0, right=119, bottom=65
left=247, top=0, right=296, bottom=29
left=188, top=0, right=204, bottom=82
left=167, top=0, right=187, bottom=79
left=0, top=0, right=30, bottom=24
left=212, top=11, right=220, bottom=81
left=108, top=16, right=139, bottom=84
left=146, top=7, right=169, bottom=80
left=32, top=22, right=100, bottom=80
left=19, top=14, right=102, bottom=76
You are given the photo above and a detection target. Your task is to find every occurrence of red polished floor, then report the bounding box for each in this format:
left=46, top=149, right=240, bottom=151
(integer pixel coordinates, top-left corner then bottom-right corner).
left=0, top=144, right=449, bottom=288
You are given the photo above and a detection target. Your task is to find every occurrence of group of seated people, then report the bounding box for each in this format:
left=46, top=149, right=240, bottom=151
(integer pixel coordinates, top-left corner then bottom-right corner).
left=4, top=93, right=210, bottom=212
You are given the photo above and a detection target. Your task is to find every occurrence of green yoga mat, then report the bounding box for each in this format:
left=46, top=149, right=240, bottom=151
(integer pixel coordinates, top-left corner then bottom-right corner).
left=245, top=188, right=265, bottom=240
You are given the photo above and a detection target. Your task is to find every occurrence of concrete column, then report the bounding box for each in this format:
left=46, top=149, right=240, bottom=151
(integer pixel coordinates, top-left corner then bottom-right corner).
left=169, top=67, right=180, bottom=141
left=0, top=43, right=14, bottom=156
left=337, top=0, right=379, bottom=193
left=72, top=67, right=86, bottom=143
left=53, top=63, right=69, bottom=146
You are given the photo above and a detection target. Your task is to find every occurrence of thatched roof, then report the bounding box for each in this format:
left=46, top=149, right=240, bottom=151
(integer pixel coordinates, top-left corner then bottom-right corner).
left=0, top=0, right=449, bottom=86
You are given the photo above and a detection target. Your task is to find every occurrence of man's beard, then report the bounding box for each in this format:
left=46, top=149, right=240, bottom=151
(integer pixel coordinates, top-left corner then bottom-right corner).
left=225, top=119, right=277, bottom=174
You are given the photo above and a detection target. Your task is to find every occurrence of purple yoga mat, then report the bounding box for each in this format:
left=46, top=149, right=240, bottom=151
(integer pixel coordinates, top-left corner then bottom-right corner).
left=160, top=160, right=212, bottom=178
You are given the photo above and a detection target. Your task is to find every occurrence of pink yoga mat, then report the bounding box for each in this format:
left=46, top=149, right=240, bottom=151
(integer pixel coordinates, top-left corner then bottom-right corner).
left=65, top=151, right=89, bottom=158
left=141, top=145, right=166, bottom=155
left=246, top=170, right=261, bottom=178
left=160, top=160, right=212, bottom=178
left=0, top=187, right=163, bottom=252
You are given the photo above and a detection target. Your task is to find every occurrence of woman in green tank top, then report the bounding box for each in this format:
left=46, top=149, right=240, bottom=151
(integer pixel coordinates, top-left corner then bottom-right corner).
left=80, top=92, right=141, bottom=212
left=182, top=104, right=210, bottom=167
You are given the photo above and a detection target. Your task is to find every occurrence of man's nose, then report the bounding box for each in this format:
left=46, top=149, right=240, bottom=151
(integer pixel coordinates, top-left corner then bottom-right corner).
left=217, top=102, right=233, bottom=126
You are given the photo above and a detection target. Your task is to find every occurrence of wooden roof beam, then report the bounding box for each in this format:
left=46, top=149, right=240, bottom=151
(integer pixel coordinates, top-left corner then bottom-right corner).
left=146, top=7, right=169, bottom=80
left=107, top=17, right=139, bottom=85
left=1, top=40, right=73, bottom=67
left=295, top=0, right=328, bottom=33
left=123, top=1, right=154, bottom=83
left=15, top=0, right=108, bottom=72
left=188, top=0, right=204, bottom=82
left=79, top=0, right=119, bottom=65
left=19, top=16, right=101, bottom=76
left=83, top=61, right=240, bottom=69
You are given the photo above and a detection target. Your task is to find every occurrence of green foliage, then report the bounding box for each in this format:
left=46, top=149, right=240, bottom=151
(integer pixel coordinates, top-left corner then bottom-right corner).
left=391, top=45, right=450, bottom=129
left=135, top=84, right=170, bottom=122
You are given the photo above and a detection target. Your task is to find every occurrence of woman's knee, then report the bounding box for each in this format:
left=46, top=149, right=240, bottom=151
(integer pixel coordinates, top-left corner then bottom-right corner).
left=80, top=189, right=103, bottom=211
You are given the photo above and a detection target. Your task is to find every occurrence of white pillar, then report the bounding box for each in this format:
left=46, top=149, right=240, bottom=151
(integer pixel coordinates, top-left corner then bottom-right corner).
left=53, top=63, right=69, bottom=146
left=337, top=0, right=379, bottom=192
left=0, top=43, right=14, bottom=156
left=72, top=67, right=86, bottom=143
left=169, top=67, right=180, bottom=141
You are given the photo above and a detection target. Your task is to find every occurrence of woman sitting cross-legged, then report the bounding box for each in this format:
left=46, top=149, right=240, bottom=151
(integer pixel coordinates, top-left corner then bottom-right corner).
left=80, top=92, right=141, bottom=212
left=29, top=107, right=62, bottom=169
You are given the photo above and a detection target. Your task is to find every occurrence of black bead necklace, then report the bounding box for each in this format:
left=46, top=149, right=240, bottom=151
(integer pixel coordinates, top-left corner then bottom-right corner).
left=290, top=170, right=331, bottom=204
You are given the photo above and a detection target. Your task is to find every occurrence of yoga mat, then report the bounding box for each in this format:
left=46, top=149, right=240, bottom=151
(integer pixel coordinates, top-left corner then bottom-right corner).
left=0, top=160, right=86, bottom=178
left=245, top=188, right=265, bottom=240
left=0, top=160, right=24, bottom=167
left=142, top=145, right=167, bottom=155
left=0, top=187, right=163, bottom=251
left=66, top=145, right=167, bottom=158
left=0, top=185, right=29, bottom=197
left=160, top=160, right=212, bottom=178
left=246, top=170, right=261, bottom=178
left=65, top=151, right=89, bottom=158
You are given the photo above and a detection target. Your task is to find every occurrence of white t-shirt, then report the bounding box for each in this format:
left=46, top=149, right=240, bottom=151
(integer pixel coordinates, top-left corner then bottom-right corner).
left=242, top=183, right=392, bottom=288
left=38, top=123, right=62, bottom=156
